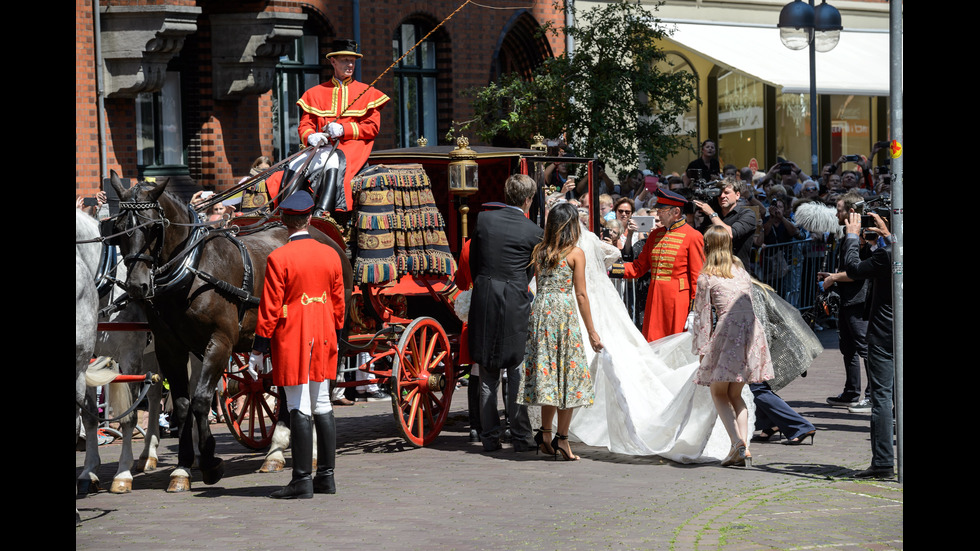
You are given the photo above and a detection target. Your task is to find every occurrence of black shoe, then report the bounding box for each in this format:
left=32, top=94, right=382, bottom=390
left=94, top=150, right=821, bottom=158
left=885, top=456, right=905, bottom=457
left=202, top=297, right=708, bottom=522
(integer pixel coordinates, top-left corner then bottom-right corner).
left=271, top=477, right=314, bottom=499
left=468, top=429, right=480, bottom=443
left=271, top=410, right=313, bottom=499
left=534, top=427, right=555, bottom=455
left=483, top=441, right=502, bottom=452
left=356, top=390, right=390, bottom=402
left=783, top=430, right=816, bottom=446
left=312, top=411, right=337, bottom=494
left=751, top=426, right=780, bottom=443
left=512, top=440, right=536, bottom=452
left=826, top=393, right=860, bottom=407
left=853, top=466, right=894, bottom=479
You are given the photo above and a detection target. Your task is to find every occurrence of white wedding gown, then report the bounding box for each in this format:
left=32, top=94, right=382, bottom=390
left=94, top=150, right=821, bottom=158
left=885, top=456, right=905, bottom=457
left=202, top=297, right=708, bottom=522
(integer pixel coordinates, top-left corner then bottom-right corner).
left=530, top=231, right=754, bottom=463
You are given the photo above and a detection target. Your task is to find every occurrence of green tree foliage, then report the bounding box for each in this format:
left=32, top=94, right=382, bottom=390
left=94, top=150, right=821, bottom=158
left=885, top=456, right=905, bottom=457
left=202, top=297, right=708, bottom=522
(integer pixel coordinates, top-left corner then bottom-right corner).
left=465, top=1, right=698, bottom=169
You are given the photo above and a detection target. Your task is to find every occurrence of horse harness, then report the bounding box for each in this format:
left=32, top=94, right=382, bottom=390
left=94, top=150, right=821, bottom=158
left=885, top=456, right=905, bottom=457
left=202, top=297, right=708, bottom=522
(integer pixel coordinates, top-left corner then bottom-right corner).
left=116, top=197, right=262, bottom=327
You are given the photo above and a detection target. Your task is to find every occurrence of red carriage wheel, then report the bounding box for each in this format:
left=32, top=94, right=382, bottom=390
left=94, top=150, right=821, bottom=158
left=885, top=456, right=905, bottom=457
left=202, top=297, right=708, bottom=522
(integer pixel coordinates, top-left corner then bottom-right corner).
left=217, top=354, right=279, bottom=450
left=390, top=317, right=455, bottom=447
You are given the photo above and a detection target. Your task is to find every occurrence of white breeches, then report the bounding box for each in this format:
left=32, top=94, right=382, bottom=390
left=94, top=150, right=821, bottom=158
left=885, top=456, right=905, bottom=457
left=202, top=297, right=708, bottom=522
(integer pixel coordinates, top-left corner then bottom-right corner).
left=284, top=381, right=333, bottom=416
left=288, top=149, right=340, bottom=174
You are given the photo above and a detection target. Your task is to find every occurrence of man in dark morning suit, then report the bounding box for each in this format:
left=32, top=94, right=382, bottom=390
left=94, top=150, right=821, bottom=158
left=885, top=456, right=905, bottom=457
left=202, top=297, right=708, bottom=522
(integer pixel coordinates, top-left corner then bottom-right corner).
left=469, top=174, right=543, bottom=452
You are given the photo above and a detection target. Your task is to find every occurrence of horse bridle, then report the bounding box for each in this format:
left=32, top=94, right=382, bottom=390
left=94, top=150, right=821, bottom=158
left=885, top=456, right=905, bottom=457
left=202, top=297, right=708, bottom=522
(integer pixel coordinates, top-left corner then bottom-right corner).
left=116, top=199, right=168, bottom=298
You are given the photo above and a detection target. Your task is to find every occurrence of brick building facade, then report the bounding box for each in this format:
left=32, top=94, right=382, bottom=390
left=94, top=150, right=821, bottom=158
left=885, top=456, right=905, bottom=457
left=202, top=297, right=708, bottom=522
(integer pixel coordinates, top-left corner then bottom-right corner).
left=75, top=0, right=565, bottom=196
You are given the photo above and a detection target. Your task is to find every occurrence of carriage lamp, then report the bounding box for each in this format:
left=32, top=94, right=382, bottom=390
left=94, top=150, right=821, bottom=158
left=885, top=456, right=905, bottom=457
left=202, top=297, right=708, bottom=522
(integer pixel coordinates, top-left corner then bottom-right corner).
left=448, top=136, right=479, bottom=195
left=448, top=136, right=479, bottom=239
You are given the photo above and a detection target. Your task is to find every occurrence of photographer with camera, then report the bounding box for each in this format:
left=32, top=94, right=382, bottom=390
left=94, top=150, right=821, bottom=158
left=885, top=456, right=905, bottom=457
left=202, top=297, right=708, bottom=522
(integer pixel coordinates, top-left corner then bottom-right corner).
left=683, top=140, right=721, bottom=187
left=841, top=206, right=895, bottom=479
left=693, top=178, right=756, bottom=269
left=818, top=192, right=872, bottom=412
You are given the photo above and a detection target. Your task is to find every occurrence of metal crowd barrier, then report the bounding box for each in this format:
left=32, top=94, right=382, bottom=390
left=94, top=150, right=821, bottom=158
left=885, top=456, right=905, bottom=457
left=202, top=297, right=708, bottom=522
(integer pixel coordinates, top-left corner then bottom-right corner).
left=749, top=237, right=831, bottom=312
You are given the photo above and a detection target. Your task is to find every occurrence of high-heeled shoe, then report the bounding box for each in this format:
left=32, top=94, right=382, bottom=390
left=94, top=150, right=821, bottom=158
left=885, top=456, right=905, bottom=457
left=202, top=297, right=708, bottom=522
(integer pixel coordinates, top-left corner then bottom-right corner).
left=534, top=427, right=555, bottom=456
left=751, top=426, right=780, bottom=443
left=783, top=430, right=816, bottom=446
left=552, top=433, right=578, bottom=461
left=733, top=445, right=752, bottom=467
left=720, top=441, right=742, bottom=467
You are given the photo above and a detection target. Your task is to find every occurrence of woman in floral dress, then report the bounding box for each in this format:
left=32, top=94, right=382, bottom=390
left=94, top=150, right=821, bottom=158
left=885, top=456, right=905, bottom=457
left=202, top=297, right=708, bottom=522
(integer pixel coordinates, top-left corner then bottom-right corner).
left=520, top=203, right=603, bottom=460
left=692, top=225, right=774, bottom=467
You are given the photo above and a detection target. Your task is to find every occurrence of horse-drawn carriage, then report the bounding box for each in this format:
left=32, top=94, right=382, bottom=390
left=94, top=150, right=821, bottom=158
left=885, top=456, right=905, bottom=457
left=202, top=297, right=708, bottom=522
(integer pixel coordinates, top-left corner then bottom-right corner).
left=88, top=141, right=604, bottom=493
left=216, top=143, right=577, bottom=451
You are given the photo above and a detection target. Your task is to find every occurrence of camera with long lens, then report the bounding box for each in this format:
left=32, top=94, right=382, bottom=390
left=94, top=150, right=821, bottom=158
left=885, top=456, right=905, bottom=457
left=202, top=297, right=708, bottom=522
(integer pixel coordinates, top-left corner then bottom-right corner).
left=689, top=173, right=722, bottom=203
left=856, top=194, right=891, bottom=240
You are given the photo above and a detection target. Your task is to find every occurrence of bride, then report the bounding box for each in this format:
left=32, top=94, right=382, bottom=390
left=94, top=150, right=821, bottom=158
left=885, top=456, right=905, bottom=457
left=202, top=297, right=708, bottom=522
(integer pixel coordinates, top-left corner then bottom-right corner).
left=531, top=218, right=754, bottom=463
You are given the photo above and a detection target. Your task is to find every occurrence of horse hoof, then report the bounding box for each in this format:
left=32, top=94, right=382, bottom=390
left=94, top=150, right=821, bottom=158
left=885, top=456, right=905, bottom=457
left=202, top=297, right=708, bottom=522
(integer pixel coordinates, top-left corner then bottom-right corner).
left=76, top=479, right=101, bottom=497
left=135, top=457, right=157, bottom=472
left=259, top=458, right=285, bottom=473
left=110, top=479, right=133, bottom=494
left=167, top=476, right=191, bottom=493
left=201, top=458, right=224, bottom=485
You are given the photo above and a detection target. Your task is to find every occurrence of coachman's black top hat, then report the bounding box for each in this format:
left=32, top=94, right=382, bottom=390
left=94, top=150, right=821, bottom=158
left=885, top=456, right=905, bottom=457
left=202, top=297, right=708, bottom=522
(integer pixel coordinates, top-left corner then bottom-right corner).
left=326, top=39, right=362, bottom=59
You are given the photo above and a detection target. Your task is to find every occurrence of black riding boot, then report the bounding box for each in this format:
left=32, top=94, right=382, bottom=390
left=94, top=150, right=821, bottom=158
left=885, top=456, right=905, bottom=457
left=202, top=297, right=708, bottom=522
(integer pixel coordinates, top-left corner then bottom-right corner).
left=271, top=410, right=313, bottom=499
left=312, top=411, right=337, bottom=494
left=313, top=168, right=340, bottom=217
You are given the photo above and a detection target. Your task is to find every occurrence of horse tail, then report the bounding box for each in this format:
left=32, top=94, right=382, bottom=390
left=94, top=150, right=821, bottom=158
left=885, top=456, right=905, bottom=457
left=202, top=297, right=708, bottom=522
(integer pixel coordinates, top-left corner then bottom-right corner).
left=84, top=357, right=120, bottom=387
left=108, top=378, right=135, bottom=425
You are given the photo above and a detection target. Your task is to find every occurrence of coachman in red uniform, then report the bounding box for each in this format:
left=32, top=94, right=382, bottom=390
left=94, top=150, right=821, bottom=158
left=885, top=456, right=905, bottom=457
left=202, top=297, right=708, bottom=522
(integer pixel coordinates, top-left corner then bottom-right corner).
left=612, top=188, right=705, bottom=342
left=271, top=39, right=389, bottom=216
left=249, top=191, right=346, bottom=499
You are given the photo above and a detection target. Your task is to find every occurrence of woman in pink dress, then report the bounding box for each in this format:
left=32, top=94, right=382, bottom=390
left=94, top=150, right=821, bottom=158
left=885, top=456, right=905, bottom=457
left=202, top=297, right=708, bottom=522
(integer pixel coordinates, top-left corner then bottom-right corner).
left=692, top=226, right=774, bottom=467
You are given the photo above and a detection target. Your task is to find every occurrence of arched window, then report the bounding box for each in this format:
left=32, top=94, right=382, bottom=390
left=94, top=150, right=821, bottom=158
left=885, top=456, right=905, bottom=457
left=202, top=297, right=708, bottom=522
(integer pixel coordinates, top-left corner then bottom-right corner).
left=392, top=21, right=440, bottom=148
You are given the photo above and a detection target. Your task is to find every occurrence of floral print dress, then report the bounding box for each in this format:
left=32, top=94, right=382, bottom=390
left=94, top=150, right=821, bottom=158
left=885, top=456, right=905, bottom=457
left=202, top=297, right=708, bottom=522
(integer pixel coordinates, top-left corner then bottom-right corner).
left=519, top=257, right=594, bottom=409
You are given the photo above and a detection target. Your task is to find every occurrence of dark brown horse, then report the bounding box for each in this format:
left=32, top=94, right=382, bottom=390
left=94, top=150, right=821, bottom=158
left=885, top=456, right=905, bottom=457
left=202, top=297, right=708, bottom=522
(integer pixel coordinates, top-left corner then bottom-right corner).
left=109, top=172, right=352, bottom=492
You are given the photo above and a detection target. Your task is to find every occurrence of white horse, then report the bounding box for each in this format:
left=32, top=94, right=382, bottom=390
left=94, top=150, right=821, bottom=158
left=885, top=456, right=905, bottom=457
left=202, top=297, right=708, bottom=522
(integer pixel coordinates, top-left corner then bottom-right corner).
left=76, top=208, right=101, bottom=523
left=76, top=208, right=169, bottom=495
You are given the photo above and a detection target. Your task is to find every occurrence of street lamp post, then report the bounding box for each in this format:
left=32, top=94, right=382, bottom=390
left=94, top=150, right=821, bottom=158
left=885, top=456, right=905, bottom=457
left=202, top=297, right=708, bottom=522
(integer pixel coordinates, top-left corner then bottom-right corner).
left=778, top=0, right=842, bottom=177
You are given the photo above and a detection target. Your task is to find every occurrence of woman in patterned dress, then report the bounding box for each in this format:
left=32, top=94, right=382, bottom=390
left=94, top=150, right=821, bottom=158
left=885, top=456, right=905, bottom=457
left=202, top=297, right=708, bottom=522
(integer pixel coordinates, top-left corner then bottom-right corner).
left=520, top=203, right=603, bottom=461
left=692, top=225, right=774, bottom=467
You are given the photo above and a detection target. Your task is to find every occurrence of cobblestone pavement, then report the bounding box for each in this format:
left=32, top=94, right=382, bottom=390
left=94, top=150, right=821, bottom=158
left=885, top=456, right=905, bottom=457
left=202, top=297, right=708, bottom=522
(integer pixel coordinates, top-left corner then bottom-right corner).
left=77, top=329, right=902, bottom=550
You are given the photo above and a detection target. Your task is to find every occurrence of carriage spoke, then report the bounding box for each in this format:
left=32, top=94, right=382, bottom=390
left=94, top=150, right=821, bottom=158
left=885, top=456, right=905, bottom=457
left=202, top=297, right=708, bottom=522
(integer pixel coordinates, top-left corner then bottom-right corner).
left=255, top=401, right=267, bottom=438
left=405, top=336, right=421, bottom=377
left=428, top=391, right=444, bottom=412
left=399, top=386, right=420, bottom=411
left=406, top=392, right=421, bottom=433
left=424, top=395, right=437, bottom=426
left=415, top=397, right=425, bottom=440
left=429, top=350, right=448, bottom=372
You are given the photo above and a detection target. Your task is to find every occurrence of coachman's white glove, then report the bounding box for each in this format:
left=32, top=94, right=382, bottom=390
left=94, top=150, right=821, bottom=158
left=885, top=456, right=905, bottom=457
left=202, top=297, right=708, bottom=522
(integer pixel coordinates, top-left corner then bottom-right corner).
left=307, top=132, right=329, bottom=147
left=246, top=352, right=264, bottom=380
left=684, top=311, right=696, bottom=332
left=327, top=122, right=344, bottom=139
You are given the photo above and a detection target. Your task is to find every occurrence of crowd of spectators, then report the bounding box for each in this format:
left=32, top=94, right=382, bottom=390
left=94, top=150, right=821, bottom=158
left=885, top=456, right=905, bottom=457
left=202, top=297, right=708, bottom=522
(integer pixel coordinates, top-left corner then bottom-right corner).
left=538, top=140, right=892, bottom=326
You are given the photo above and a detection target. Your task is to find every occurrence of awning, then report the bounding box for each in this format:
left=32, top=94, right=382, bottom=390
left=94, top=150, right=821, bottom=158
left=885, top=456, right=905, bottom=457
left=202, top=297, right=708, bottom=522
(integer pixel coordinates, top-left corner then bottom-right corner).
left=661, top=22, right=893, bottom=96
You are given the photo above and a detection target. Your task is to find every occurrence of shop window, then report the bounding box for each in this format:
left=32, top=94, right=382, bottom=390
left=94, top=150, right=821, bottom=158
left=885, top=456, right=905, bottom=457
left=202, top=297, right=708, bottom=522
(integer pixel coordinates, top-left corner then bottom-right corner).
left=717, top=71, right=765, bottom=170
